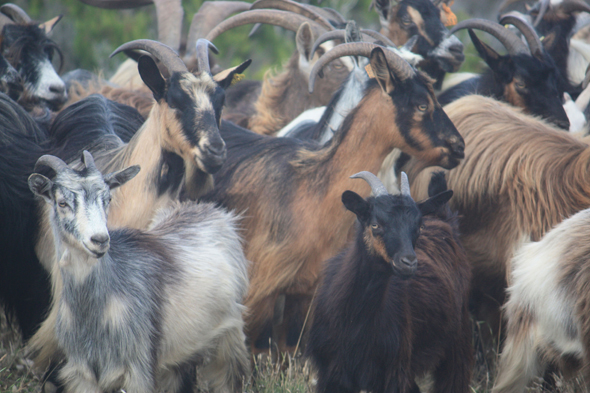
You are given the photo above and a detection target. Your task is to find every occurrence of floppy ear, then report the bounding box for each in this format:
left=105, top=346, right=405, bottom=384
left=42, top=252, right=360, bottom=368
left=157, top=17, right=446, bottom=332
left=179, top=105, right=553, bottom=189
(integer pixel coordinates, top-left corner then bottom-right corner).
left=104, top=165, right=140, bottom=190
left=138, top=55, right=166, bottom=101
left=213, top=59, right=252, bottom=90
left=296, top=22, right=315, bottom=62
left=417, top=190, right=453, bottom=217
left=28, top=173, right=54, bottom=204
left=39, top=15, right=63, bottom=35
left=342, top=190, right=372, bottom=222
left=370, top=46, right=396, bottom=94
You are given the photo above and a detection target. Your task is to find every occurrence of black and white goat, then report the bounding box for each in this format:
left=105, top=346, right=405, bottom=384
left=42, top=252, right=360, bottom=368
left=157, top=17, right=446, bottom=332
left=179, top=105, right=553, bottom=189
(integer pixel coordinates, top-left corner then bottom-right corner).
left=307, top=171, right=472, bottom=393
left=28, top=152, right=250, bottom=393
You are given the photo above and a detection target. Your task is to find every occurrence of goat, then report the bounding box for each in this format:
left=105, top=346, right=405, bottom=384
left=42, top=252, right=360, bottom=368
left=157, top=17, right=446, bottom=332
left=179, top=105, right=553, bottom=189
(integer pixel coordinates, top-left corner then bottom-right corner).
left=372, top=0, right=464, bottom=89
left=490, top=206, right=590, bottom=392
left=28, top=152, right=249, bottom=393
left=307, top=171, right=472, bottom=393
left=203, top=44, right=464, bottom=353
left=408, top=94, right=590, bottom=336
left=439, top=17, right=570, bottom=130
left=0, top=4, right=67, bottom=110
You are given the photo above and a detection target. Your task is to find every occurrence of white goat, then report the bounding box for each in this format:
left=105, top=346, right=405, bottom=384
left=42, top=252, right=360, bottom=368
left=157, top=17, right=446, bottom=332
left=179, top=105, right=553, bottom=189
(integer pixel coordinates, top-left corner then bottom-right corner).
left=28, top=152, right=249, bottom=393
left=493, top=207, right=590, bottom=393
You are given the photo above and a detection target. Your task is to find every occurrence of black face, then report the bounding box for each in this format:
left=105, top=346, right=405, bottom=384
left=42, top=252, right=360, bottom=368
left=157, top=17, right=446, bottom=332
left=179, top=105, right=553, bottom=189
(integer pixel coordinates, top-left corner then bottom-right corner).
left=389, top=74, right=465, bottom=169
left=397, top=0, right=446, bottom=54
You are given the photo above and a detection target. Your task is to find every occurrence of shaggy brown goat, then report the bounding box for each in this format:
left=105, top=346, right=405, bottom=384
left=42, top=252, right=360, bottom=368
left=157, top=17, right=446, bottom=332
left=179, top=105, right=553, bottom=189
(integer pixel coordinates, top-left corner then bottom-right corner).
left=203, top=44, right=465, bottom=354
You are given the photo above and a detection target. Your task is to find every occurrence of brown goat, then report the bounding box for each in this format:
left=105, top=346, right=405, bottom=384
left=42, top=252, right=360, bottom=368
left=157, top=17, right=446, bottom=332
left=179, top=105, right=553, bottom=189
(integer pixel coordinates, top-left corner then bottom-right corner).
left=204, top=45, right=465, bottom=353
left=408, top=94, right=590, bottom=333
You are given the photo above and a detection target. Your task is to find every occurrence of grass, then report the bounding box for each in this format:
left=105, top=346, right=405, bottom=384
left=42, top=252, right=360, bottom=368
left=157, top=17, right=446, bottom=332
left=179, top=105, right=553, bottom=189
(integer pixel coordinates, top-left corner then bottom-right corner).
left=1, top=310, right=588, bottom=393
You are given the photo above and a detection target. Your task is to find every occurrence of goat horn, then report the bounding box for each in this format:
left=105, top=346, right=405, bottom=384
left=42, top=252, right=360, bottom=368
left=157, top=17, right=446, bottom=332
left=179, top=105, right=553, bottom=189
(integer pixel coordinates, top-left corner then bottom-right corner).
left=34, top=155, right=70, bottom=173
left=82, top=151, right=97, bottom=171
left=195, top=39, right=218, bottom=74
left=499, top=11, right=544, bottom=60
left=205, top=10, right=327, bottom=42
left=401, top=35, right=419, bottom=51
left=111, top=39, right=187, bottom=74
left=186, top=1, right=251, bottom=56
left=250, top=0, right=334, bottom=30
left=309, top=42, right=415, bottom=93
left=350, top=171, right=389, bottom=197
left=559, top=0, right=590, bottom=15
left=309, top=29, right=388, bottom=59
left=400, top=172, right=411, bottom=197
left=0, top=3, right=31, bottom=24
left=432, top=0, right=443, bottom=6
left=76, top=0, right=152, bottom=9
left=532, top=0, right=551, bottom=26
left=306, top=5, right=347, bottom=25
left=449, top=18, right=529, bottom=56
left=360, top=29, right=397, bottom=47
left=152, top=0, right=183, bottom=50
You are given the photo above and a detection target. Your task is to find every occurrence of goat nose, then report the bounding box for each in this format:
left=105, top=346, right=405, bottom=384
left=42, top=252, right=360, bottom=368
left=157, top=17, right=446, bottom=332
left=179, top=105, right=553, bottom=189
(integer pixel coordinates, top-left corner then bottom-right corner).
left=49, top=84, right=65, bottom=95
left=400, top=255, right=417, bottom=268
left=206, top=140, right=226, bottom=156
left=449, top=43, right=464, bottom=54
left=91, top=234, right=109, bottom=246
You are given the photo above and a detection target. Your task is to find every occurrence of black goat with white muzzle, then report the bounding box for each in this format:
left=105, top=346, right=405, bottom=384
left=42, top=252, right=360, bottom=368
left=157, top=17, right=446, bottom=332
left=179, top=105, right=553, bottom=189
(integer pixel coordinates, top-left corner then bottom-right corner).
left=307, top=171, right=473, bottom=393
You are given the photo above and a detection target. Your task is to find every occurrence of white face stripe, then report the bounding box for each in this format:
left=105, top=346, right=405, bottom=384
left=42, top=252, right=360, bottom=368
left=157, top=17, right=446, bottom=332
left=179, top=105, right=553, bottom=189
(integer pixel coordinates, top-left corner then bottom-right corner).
left=29, top=58, right=66, bottom=101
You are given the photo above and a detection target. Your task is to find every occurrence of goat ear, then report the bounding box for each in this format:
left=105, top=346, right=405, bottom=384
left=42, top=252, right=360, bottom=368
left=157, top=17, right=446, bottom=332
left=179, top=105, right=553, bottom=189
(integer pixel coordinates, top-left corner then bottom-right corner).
left=373, top=0, right=391, bottom=24
left=104, top=165, right=140, bottom=190
left=138, top=55, right=166, bottom=101
left=417, top=190, right=453, bottom=217
left=342, top=190, right=371, bottom=222
left=28, top=173, right=54, bottom=204
left=296, top=22, right=315, bottom=62
left=370, top=47, right=396, bottom=94
left=213, top=59, right=252, bottom=90
left=468, top=29, right=502, bottom=69
left=542, top=31, right=557, bottom=52
left=38, top=15, right=63, bottom=36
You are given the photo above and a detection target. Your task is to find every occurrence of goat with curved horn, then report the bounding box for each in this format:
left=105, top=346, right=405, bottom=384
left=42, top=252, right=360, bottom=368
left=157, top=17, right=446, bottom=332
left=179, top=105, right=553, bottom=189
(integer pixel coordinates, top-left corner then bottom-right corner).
left=499, top=11, right=544, bottom=59
left=250, top=0, right=334, bottom=30
left=309, top=29, right=394, bottom=59
left=205, top=10, right=328, bottom=42
left=0, top=3, right=32, bottom=24
left=34, top=155, right=70, bottom=174
left=186, top=1, right=251, bottom=57
left=350, top=171, right=389, bottom=197
left=449, top=18, right=531, bottom=56
left=111, top=39, right=187, bottom=73
left=309, top=42, right=415, bottom=93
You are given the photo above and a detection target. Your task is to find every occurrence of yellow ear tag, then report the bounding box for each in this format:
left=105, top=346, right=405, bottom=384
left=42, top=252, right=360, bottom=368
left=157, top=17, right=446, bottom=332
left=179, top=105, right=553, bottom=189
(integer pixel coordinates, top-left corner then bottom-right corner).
left=231, top=73, right=245, bottom=86
left=442, top=2, right=457, bottom=27
left=365, top=64, right=375, bottom=79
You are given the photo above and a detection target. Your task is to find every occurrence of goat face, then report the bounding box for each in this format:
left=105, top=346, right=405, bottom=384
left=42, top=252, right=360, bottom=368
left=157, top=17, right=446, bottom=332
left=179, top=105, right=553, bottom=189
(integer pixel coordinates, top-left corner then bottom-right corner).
left=375, top=0, right=464, bottom=74
left=28, top=153, right=139, bottom=259
left=1, top=23, right=67, bottom=110
left=342, top=184, right=452, bottom=278
left=370, top=49, right=464, bottom=169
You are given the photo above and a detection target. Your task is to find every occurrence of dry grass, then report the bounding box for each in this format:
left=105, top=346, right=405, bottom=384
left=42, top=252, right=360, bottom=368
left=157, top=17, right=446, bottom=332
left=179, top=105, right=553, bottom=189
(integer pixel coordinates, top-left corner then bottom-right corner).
left=1, top=310, right=588, bottom=393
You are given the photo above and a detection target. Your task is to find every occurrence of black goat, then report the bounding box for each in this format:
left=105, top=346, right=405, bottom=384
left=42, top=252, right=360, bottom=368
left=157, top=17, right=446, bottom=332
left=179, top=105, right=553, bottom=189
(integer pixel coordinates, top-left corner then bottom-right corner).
left=438, top=17, right=570, bottom=130
left=307, top=171, right=472, bottom=393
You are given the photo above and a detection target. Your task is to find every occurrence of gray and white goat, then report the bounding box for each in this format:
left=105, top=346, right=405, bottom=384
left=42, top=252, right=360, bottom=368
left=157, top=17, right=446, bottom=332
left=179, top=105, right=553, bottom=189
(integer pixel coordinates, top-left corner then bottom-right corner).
left=28, top=152, right=250, bottom=393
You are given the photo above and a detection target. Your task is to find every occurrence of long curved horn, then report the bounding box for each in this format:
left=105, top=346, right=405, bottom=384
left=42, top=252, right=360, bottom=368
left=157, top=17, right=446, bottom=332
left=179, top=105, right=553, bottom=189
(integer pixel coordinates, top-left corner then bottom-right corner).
left=250, top=0, right=334, bottom=30
left=559, top=0, right=590, bottom=15
left=432, top=0, right=444, bottom=6
left=533, top=0, right=551, bottom=26
left=500, top=11, right=544, bottom=59
left=153, top=0, right=183, bottom=50
left=205, top=10, right=327, bottom=42
left=111, top=39, right=187, bottom=74
left=34, top=155, right=70, bottom=173
left=82, top=151, right=97, bottom=171
left=307, top=5, right=347, bottom=25
left=195, top=39, right=218, bottom=74
left=449, top=18, right=529, bottom=56
left=186, top=1, right=251, bottom=56
left=0, top=4, right=31, bottom=24
left=350, top=171, right=389, bottom=197
left=400, top=172, right=411, bottom=197
left=309, top=42, right=415, bottom=92
left=309, top=29, right=390, bottom=59
left=359, top=29, right=396, bottom=47
left=76, top=0, right=152, bottom=9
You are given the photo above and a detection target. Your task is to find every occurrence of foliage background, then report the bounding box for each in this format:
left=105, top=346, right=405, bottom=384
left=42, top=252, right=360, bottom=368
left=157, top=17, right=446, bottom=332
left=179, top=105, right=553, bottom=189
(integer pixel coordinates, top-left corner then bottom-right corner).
left=3, top=0, right=486, bottom=81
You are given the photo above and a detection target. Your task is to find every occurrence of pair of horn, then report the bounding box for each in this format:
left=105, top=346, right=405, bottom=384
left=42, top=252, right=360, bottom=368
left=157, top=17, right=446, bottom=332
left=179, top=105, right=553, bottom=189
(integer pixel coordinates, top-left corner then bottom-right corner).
left=34, top=151, right=97, bottom=174
left=449, top=12, right=544, bottom=60
left=351, top=171, right=411, bottom=198
left=309, top=42, right=415, bottom=93
left=111, top=38, right=217, bottom=75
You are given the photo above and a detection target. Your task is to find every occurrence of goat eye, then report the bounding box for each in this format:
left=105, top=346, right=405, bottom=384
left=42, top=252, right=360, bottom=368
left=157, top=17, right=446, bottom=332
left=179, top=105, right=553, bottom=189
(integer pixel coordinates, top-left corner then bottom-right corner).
left=418, top=104, right=427, bottom=112
left=58, top=201, right=68, bottom=208
left=401, top=15, right=412, bottom=26
left=332, top=62, right=344, bottom=70
left=515, top=81, right=526, bottom=89
left=372, top=223, right=379, bottom=230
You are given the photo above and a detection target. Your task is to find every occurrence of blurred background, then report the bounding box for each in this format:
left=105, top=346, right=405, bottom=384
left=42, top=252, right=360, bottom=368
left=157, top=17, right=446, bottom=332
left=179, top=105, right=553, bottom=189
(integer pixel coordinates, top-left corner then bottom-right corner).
left=3, top=0, right=506, bottom=80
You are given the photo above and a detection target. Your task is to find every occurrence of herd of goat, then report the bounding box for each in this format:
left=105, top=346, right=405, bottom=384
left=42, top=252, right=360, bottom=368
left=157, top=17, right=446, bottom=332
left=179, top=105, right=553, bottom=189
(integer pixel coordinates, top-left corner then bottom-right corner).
left=6, top=0, right=590, bottom=391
